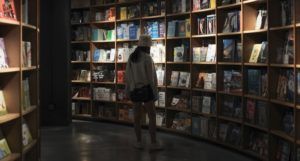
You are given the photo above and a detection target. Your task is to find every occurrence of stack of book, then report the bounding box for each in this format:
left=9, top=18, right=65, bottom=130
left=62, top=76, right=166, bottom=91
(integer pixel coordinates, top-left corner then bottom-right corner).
left=192, top=116, right=216, bottom=138
left=276, top=69, right=294, bottom=102
left=197, top=14, right=216, bottom=35
left=117, top=45, right=137, bottom=62
left=144, top=21, right=165, bottom=38
left=223, top=70, right=242, bottom=92
left=192, top=44, right=216, bottom=62
left=72, top=49, right=90, bottom=62
left=93, top=87, right=116, bottom=101
left=72, top=102, right=90, bottom=115
left=195, top=72, right=216, bottom=90
left=170, top=91, right=190, bottom=111
left=170, top=71, right=191, bottom=88
left=93, top=48, right=115, bottom=62
left=22, top=41, right=32, bottom=67
left=92, top=28, right=116, bottom=41
left=72, top=87, right=91, bottom=98
left=222, top=11, right=241, bottom=33
left=193, top=0, right=216, bottom=11
left=156, top=65, right=165, bottom=86
left=245, top=129, right=268, bottom=158
left=95, top=7, right=116, bottom=21
left=72, top=26, right=90, bottom=41
left=172, top=0, right=190, bottom=13
left=155, top=91, right=166, bottom=107
left=167, top=19, right=191, bottom=37
left=143, top=0, right=165, bottom=16
left=222, top=39, right=242, bottom=62
left=173, top=44, right=189, bottom=62
left=150, top=43, right=165, bottom=63
left=92, top=65, right=115, bottom=83
left=192, top=95, right=216, bottom=114
left=119, top=5, right=140, bottom=20
left=117, top=23, right=140, bottom=40
left=72, top=70, right=91, bottom=82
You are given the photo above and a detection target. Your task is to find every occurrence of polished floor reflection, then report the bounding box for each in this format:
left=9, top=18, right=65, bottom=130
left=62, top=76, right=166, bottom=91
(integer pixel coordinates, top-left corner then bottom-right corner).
left=41, top=121, right=258, bottom=161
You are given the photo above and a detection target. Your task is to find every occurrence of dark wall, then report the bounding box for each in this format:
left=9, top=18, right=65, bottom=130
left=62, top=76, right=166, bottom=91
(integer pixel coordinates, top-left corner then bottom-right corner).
left=40, top=0, right=71, bottom=126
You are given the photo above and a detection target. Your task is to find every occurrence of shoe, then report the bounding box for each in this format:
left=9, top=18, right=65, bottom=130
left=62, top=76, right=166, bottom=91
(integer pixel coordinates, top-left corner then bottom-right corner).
left=149, top=143, right=164, bottom=151
left=133, top=142, right=143, bottom=150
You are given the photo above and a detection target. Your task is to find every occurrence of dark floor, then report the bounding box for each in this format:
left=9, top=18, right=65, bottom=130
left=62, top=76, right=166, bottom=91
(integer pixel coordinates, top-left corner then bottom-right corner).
left=41, top=121, right=258, bottom=161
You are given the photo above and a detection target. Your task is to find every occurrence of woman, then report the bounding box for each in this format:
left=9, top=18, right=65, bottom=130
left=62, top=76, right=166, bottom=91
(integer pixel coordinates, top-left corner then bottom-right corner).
left=125, top=35, right=162, bottom=151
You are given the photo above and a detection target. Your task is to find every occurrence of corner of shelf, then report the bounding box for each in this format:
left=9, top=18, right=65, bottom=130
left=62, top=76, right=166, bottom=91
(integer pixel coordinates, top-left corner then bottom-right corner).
left=23, top=139, right=38, bottom=154
left=0, top=113, right=20, bottom=125
left=22, top=23, right=37, bottom=30
left=0, top=67, right=20, bottom=74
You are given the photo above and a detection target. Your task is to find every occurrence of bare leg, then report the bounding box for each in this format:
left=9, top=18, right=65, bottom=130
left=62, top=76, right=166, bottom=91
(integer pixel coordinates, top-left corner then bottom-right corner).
left=144, top=101, right=157, bottom=144
left=134, top=102, right=142, bottom=142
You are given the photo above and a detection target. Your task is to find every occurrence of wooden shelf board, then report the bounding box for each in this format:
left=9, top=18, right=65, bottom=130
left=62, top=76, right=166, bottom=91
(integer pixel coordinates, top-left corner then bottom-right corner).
left=244, top=63, right=268, bottom=67
left=219, top=116, right=242, bottom=124
left=71, top=41, right=90, bottom=44
left=218, top=91, right=243, bottom=97
left=22, top=66, right=37, bottom=71
left=141, top=15, right=165, bottom=20
left=23, top=105, right=37, bottom=116
left=157, top=85, right=166, bottom=88
left=243, top=0, right=266, bottom=5
left=0, top=153, right=21, bottom=161
left=244, top=94, right=268, bottom=101
left=0, top=19, right=19, bottom=25
left=0, top=113, right=20, bottom=124
left=151, top=37, right=165, bottom=40
left=93, top=100, right=116, bottom=103
left=217, top=3, right=241, bottom=9
left=192, top=34, right=216, bottom=38
left=91, top=40, right=115, bottom=43
left=91, top=20, right=115, bottom=24
left=166, top=12, right=190, bottom=17
left=153, top=62, right=166, bottom=64
left=270, top=130, right=294, bottom=142
left=269, top=25, right=294, bottom=31
left=72, top=114, right=92, bottom=118
left=165, top=107, right=191, bottom=113
left=192, top=8, right=215, bottom=13
left=244, top=122, right=268, bottom=132
left=71, top=80, right=91, bottom=84
left=270, top=99, right=295, bottom=108
left=192, top=111, right=216, bottom=117
left=296, top=105, right=300, bottom=110
left=116, top=39, right=138, bottom=42
left=0, top=67, right=20, bottom=73
left=166, top=61, right=190, bottom=65
left=167, top=86, right=190, bottom=90
left=270, top=64, right=294, bottom=68
left=71, top=61, right=90, bottom=64
left=92, top=82, right=115, bottom=85
left=243, top=29, right=267, bottom=34
left=117, top=101, right=133, bottom=105
left=192, top=88, right=216, bottom=93
left=218, top=62, right=242, bottom=65
left=296, top=64, right=300, bottom=68
left=22, top=23, right=37, bottom=30
left=192, top=62, right=216, bottom=65
left=167, top=36, right=190, bottom=40
left=72, top=97, right=91, bottom=101
left=217, top=32, right=241, bottom=36
left=92, top=61, right=115, bottom=64
left=116, top=0, right=141, bottom=5
left=23, top=139, right=37, bottom=154
left=91, top=3, right=116, bottom=8
left=296, top=23, right=300, bottom=27
left=116, top=18, right=140, bottom=23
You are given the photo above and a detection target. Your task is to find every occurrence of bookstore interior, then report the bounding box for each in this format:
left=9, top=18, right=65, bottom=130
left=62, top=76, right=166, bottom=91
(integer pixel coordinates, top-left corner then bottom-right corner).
left=1, top=0, right=300, bottom=160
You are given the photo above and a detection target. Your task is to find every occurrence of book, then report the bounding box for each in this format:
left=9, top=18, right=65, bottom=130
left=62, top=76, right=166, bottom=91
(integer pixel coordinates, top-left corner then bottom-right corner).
left=120, top=7, right=127, bottom=20
left=156, top=65, right=165, bottom=86
left=255, top=10, right=268, bottom=30
left=22, top=0, right=28, bottom=23
left=173, top=45, right=185, bottom=62
left=249, top=44, right=262, bottom=63
left=222, top=39, right=236, bottom=62
left=167, top=21, right=176, bottom=37
left=222, top=11, right=240, bottom=33
left=185, top=19, right=191, bottom=37
left=219, top=123, right=229, bottom=141
left=178, top=72, right=190, bottom=88
left=0, top=0, right=17, bottom=20
left=22, top=41, right=32, bottom=67
left=245, top=99, right=256, bottom=124
left=170, top=71, right=179, bottom=86
left=22, top=120, right=33, bottom=146
left=158, top=91, right=165, bottom=107
left=222, top=95, right=242, bottom=119
left=247, top=69, right=262, bottom=96
left=22, top=78, right=31, bottom=111
left=206, top=14, right=216, bottom=34
left=206, top=44, right=216, bottom=62
left=193, top=47, right=201, bottom=62
left=246, top=129, right=268, bottom=157
left=198, top=17, right=206, bottom=35
left=0, top=91, right=7, bottom=116
left=0, top=130, right=11, bottom=160
left=202, top=96, right=211, bottom=114
left=0, top=38, right=8, bottom=68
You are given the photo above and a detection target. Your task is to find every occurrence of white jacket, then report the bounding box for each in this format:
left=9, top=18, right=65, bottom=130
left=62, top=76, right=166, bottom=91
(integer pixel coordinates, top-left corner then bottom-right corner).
left=125, top=52, right=158, bottom=101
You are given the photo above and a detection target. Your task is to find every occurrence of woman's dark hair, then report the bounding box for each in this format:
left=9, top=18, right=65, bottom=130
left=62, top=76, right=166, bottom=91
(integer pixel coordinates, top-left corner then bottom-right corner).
left=129, top=46, right=150, bottom=62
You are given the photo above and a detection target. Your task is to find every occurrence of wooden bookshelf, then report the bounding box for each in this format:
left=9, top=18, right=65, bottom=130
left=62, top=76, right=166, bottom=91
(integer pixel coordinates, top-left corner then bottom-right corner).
left=69, top=0, right=300, bottom=160
left=0, top=0, right=40, bottom=160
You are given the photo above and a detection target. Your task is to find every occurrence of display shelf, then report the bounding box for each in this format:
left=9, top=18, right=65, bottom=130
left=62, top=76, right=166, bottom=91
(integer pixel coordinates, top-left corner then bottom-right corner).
left=297, top=23, right=300, bottom=27
left=23, top=106, right=37, bottom=116
left=219, top=116, right=242, bottom=124
left=192, top=34, right=216, bottom=38
left=0, top=114, right=20, bottom=125
left=91, top=40, right=116, bottom=43
left=192, top=8, right=215, bottom=13
left=71, top=41, right=90, bottom=44
left=71, top=80, right=91, bottom=84
left=116, top=39, right=139, bottom=42
left=244, top=63, right=268, bottom=67
left=0, top=19, right=20, bottom=26
left=72, top=97, right=91, bottom=101
left=22, top=66, right=37, bottom=71
left=0, top=68, right=20, bottom=73
left=93, top=100, right=116, bottom=103
left=166, top=12, right=190, bottom=17
left=217, top=32, right=242, bottom=36
left=243, top=0, right=267, bottom=4
left=270, top=64, right=294, bottom=68
left=270, top=130, right=294, bottom=143
left=71, top=61, right=90, bottom=64
left=141, top=15, right=165, bottom=20
left=92, top=61, right=115, bottom=64
left=116, top=18, right=141, bottom=23
left=166, top=36, right=190, bottom=40
left=243, top=29, right=268, bottom=34
left=218, top=62, right=242, bottom=66
left=192, top=62, right=216, bottom=65
left=22, top=23, right=37, bottom=30
left=192, top=111, right=216, bottom=118
left=0, top=153, right=21, bottom=161
left=91, top=20, right=115, bottom=24
left=244, top=94, right=268, bottom=102
left=192, top=88, right=216, bottom=93
left=166, top=62, right=190, bottom=65
left=217, top=3, right=241, bottom=9
left=244, top=122, right=268, bottom=133
left=270, top=99, right=295, bottom=108
left=166, top=86, right=190, bottom=90
left=23, top=139, right=37, bottom=154
left=92, top=82, right=115, bottom=85
left=269, top=25, right=294, bottom=31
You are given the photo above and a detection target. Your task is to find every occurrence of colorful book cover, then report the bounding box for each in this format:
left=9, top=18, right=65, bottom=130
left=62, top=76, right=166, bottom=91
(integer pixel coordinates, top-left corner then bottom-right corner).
left=223, top=39, right=236, bottom=62
left=0, top=91, right=7, bottom=116
left=0, top=38, right=8, bottom=68
left=22, top=120, right=33, bottom=147
left=249, top=44, right=262, bottom=63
